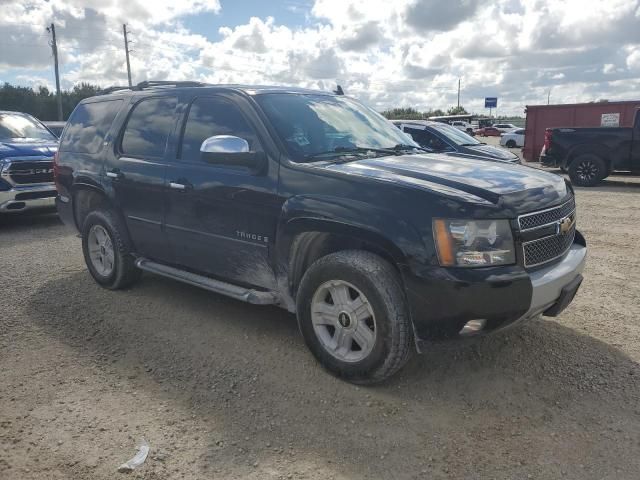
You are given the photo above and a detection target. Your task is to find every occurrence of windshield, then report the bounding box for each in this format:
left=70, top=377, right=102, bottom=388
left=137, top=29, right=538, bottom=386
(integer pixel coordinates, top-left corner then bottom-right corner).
left=0, top=113, right=57, bottom=141
left=430, top=122, right=481, bottom=146
left=255, top=93, right=418, bottom=162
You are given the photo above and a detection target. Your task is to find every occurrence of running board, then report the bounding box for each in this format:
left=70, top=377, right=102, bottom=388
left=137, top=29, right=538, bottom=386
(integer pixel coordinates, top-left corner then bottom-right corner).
left=135, top=258, right=278, bottom=305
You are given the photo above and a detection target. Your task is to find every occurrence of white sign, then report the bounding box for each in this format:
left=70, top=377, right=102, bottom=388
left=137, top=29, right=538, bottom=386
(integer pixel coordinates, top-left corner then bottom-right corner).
left=601, top=113, right=620, bottom=127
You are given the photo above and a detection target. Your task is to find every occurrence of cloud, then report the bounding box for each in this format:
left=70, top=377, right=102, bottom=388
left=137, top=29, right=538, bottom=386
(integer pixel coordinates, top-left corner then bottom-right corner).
left=404, top=0, right=480, bottom=32
left=338, top=21, right=384, bottom=51
left=1, top=0, right=640, bottom=116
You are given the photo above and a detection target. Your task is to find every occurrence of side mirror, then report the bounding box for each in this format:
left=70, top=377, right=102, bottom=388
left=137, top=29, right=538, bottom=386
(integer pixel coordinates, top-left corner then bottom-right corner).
left=200, top=135, right=266, bottom=171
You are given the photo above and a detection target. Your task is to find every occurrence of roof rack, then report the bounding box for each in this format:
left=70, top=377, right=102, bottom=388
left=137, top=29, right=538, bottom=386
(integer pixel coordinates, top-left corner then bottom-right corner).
left=98, top=80, right=208, bottom=95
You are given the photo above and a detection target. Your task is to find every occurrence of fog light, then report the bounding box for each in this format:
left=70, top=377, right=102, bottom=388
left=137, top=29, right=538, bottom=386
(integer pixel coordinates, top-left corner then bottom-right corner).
left=459, top=319, right=486, bottom=336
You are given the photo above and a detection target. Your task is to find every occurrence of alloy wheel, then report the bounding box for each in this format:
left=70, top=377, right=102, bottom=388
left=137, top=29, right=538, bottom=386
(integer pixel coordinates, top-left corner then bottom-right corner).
left=311, top=280, right=377, bottom=363
left=88, top=224, right=115, bottom=277
left=575, top=160, right=599, bottom=183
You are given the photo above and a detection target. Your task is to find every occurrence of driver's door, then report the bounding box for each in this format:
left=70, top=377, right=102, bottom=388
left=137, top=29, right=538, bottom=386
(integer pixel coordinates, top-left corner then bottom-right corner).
left=164, top=94, right=280, bottom=289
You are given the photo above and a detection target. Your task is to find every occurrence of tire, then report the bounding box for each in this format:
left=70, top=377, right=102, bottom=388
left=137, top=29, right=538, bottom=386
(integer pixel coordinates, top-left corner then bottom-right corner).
left=296, top=250, right=412, bottom=384
left=506, top=140, right=516, bottom=148
left=568, top=154, right=607, bottom=187
left=81, top=209, right=141, bottom=289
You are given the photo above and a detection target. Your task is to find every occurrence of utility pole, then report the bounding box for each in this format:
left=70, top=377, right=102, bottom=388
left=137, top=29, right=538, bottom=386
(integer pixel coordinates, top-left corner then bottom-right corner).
left=547, top=88, right=551, bottom=105
left=47, top=23, right=63, bottom=121
left=123, top=24, right=132, bottom=87
left=457, top=78, right=461, bottom=109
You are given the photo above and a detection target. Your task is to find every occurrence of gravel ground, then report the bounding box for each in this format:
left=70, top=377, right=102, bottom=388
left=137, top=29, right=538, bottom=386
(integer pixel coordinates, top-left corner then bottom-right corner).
left=1, top=172, right=640, bottom=480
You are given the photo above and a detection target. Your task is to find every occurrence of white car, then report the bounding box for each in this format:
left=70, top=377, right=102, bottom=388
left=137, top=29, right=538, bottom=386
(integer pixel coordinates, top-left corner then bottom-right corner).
left=500, top=128, right=525, bottom=148
left=449, top=121, right=474, bottom=135
left=492, top=123, right=519, bottom=132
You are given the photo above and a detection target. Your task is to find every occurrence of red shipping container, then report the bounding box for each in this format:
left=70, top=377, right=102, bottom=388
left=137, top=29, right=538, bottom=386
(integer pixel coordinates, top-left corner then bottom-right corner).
left=523, top=100, right=640, bottom=162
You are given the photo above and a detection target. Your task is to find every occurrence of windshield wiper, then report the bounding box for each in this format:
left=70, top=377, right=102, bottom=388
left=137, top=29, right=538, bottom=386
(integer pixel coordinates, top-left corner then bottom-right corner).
left=303, top=146, right=397, bottom=162
left=389, top=143, right=430, bottom=153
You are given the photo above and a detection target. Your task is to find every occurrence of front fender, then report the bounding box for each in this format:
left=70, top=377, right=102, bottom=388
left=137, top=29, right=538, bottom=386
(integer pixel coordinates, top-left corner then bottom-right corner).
left=274, top=194, right=428, bottom=274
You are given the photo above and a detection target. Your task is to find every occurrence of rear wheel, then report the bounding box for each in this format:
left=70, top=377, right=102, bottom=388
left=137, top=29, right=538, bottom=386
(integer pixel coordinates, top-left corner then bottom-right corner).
left=82, top=209, right=141, bottom=289
left=506, top=140, right=517, bottom=148
left=568, top=154, right=607, bottom=187
left=296, top=250, right=412, bottom=384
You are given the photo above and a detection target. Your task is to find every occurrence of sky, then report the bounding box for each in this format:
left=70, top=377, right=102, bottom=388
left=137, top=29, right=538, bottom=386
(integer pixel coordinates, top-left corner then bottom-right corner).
left=1, top=0, right=639, bottom=116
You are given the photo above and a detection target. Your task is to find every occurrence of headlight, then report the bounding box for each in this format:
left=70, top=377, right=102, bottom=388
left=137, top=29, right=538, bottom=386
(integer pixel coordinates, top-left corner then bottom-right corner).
left=433, top=219, right=515, bottom=267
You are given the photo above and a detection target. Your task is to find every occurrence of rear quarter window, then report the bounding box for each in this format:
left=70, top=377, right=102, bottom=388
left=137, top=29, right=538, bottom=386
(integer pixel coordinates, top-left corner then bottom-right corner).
left=60, top=99, right=123, bottom=154
left=121, top=96, right=177, bottom=158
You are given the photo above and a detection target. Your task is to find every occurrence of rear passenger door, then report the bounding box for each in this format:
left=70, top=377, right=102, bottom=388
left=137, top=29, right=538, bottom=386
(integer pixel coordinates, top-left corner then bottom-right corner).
left=104, top=95, right=178, bottom=262
left=164, top=94, right=280, bottom=289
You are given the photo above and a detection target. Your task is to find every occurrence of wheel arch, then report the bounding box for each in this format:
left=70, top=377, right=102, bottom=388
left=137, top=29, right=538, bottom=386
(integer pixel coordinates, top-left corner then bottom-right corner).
left=565, top=145, right=610, bottom=170
left=72, top=183, right=119, bottom=232
left=278, top=217, right=409, bottom=301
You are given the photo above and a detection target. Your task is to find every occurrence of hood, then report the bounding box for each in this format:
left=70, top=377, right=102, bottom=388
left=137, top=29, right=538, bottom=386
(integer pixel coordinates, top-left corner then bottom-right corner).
left=462, top=143, right=519, bottom=161
left=322, top=153, right=569, bottom=213
left=0, top=138, right=58, bottom=159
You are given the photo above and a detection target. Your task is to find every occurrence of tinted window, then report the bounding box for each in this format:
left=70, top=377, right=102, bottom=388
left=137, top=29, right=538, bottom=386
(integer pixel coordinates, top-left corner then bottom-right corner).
left=0, top=113, right=57, bottom=142
left=431, top=123, right=481, bottom=146
left=180, top=97, right=260, bottom=163
left=121, top=97, right=177, bottom=157
left=255, top=94, right=416, bottom=162
left=60, top=100, right=122, bottom=153
left=404, top=127, right=449, bottom=151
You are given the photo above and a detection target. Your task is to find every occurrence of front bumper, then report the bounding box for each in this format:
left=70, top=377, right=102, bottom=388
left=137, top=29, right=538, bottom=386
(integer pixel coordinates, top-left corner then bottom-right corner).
left=404, top=233, right=587, bottom=350
left=0, top=183, right=57, bottom=213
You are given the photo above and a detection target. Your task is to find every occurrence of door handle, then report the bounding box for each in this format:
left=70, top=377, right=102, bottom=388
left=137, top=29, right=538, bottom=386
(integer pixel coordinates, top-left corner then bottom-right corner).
left=106, top=169, right=123, bottom=179
left=170, top=181, right=191, bottom=191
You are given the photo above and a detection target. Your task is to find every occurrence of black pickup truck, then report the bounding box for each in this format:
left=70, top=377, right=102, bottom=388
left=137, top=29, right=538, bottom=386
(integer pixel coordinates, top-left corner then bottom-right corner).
left=55, top=81, right=586, bottom=383
left=540, top=109, right=640, bottom=186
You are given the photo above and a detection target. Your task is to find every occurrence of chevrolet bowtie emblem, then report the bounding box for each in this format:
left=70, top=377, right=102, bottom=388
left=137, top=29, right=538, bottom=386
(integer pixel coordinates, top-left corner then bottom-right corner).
left=558, top=216, right=574, bottom=235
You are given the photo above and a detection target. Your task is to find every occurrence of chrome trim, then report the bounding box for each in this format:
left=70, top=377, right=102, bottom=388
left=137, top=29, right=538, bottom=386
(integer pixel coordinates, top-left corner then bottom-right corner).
left=522, top=227, right=576, bottom=268
left=517, top=197, right=575, bottom=232
left=520, top=208, right=576, bottom=233
left=0, top=183, right=57, bottom=212
left=527, top=243, right=586, bottom=315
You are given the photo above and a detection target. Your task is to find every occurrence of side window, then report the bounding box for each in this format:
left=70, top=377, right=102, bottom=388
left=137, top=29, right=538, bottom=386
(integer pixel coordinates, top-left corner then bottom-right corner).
left=406, top=128, right=448, bottom=151
left=60, top=100, right=123, bottom=154
left=180, top=97, right=260, bottom=163
left=121, top=96, right=177, bottom=158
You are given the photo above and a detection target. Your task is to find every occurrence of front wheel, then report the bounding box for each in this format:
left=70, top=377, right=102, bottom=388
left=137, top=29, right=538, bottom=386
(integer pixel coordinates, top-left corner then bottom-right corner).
left=296, top=250, right=412, bottom=384
left=506, top=140, right=517, bottom=148
left=568, top=154, right=607, bottom=187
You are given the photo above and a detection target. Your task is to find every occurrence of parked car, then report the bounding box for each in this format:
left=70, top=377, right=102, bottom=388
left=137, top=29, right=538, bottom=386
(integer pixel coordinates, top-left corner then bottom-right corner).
left=540, top=109, right=640, bottom=186
left=55, top=81, right=586, bottom=383
left=393, top=120, right=519, bottom=163
left=449, top=120, right=474, bottom=135
left=0, top=111, right=58, bottom=213
left=493, top=123, right=518, bottom=132
left=44, top=121, right=66, bottom=138
left=474, top=126, right=502, bottom=137
left=500, top=128, right=526, bottom=148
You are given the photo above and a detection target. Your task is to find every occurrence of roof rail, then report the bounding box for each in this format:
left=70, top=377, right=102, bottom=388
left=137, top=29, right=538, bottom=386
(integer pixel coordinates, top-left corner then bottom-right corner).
left=135, top=80, right=207, bottom=90
left=98, top=85, right=132, bottom=95
left=98, top=81, right=208, bottom=95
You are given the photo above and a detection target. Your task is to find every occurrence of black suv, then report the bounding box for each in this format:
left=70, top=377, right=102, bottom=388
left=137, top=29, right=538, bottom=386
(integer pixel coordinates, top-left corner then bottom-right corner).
left=55, top=81, right=587, bottom=383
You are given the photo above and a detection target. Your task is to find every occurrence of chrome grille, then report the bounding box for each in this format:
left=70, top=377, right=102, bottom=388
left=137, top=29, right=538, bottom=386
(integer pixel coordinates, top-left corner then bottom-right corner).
left=519, top=197, right=577, bottom=268
left=523, top=223, right=576, bottom=267
left=518, top=197, right=575, bottom=231
left=1, top=160, right=54, bottom=185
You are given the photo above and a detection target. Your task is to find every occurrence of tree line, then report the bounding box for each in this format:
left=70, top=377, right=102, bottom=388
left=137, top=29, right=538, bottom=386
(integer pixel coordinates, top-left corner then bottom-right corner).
left=0, top=82, right=101, bottom=121
left=381, top=106, right=469, bottom=120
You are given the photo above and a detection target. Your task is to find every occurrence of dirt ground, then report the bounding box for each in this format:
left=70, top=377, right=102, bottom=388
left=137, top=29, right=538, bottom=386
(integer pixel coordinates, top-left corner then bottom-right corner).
left=1, top=171, right=639, bottom=480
